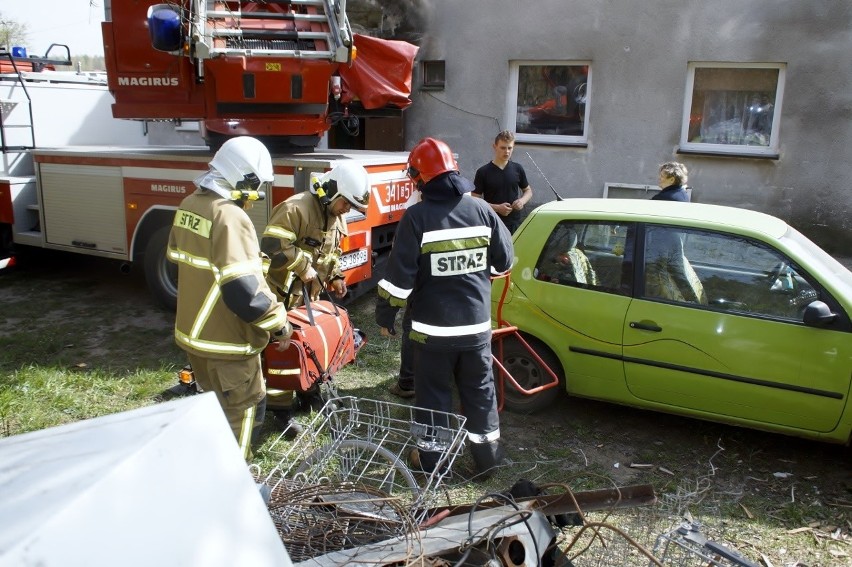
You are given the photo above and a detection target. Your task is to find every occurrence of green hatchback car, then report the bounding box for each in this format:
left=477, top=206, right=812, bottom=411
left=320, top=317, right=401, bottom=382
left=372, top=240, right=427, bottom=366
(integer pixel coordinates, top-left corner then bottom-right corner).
left=493, top=198, right=852, bottom=444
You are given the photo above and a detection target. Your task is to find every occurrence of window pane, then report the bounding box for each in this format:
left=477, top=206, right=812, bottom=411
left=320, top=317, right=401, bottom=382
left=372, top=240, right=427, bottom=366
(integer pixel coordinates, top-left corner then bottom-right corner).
left=516, top=65, right=588, bottom=137
left=688, top=67, right=779, bottom=147
left=644, top=226, right=708, bottom=304
left=422, top=60, right=445, bottom=89
left=645, top=225, right=821, bottom=322
left=534, top=221, right=628, bottom=292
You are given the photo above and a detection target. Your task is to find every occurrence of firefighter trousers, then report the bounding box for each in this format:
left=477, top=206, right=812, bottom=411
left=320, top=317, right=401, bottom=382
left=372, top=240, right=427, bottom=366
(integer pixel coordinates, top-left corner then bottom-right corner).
left=397, top=306, right=416, bottom=390
left=412, top=342, right=501, bottom=473
left=186, top=352, right=266, bottom=460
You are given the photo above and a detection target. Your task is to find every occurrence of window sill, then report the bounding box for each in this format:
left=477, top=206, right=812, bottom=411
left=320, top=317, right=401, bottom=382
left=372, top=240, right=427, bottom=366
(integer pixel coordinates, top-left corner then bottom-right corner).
left=516, top=140, right=589, bottom=148
left=676, top=147, right=779, bottom=160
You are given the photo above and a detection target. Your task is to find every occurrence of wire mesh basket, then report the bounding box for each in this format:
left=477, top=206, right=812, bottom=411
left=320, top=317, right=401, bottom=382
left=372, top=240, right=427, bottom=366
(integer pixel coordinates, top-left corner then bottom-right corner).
left=262, top=480, right=423, bottom=563
left=652, top=521, right=760, bottom=567
left=264, top=396, right=467, bottom=533
left=560, top=518, right=661, bottom=567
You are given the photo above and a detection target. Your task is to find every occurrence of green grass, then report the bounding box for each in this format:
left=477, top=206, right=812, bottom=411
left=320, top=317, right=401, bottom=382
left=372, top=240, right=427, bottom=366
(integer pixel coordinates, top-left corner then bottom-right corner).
left=0, top=261, right=182, bottom=437
left=2, top=255, right=849, bottom=565
left=0, top=365, right=176, bottom=436
left=255, top=291, right=850, bottom=564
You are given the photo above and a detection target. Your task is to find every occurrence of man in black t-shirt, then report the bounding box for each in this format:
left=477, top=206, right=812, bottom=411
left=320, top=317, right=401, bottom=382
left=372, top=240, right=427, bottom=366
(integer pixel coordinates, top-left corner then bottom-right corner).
left=473, top=130, right=534, bottom=234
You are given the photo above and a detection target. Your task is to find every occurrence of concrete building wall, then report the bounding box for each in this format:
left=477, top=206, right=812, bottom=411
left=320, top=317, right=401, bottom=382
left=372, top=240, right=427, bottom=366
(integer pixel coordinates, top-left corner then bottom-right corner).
left=404, top=0, right=852, bottom=252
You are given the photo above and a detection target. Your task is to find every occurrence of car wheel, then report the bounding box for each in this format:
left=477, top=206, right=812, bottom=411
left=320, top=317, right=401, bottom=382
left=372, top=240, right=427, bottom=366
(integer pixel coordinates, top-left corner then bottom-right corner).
left=496, top=336, right=563, bottom=414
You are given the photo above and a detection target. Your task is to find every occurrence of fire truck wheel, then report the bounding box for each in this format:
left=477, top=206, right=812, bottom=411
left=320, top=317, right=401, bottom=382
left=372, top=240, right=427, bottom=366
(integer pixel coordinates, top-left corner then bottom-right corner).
left=496, top=336, right=563, bottom=414
left=143, top=226, right=178, bottom=310
left=0, top=224, right=12, bottom=259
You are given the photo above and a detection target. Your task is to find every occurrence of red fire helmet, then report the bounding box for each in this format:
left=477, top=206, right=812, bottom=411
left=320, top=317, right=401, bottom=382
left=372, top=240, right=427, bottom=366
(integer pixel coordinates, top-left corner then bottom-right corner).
left=406, top=137, right=458, bottom=186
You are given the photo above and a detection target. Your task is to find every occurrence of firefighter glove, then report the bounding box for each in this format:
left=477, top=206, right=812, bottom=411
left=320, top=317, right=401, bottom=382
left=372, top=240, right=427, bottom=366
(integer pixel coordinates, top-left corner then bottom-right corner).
left=301, top=266, right=318, bottom=282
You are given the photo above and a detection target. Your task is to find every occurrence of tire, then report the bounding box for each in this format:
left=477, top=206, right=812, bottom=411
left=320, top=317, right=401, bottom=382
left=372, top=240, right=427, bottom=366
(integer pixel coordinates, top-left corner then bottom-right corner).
left=296, top=439, right=421, bottom=498
left=496, top=336, right=563, bottom=414
left=0, top=224, right=13, bottom=260
left=143, top=226, right=178, bottom=310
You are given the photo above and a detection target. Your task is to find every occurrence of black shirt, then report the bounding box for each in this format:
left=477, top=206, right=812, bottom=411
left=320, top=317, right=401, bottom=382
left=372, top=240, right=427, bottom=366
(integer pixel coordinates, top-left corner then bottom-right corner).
left=473, top=161, right=529, bottom=224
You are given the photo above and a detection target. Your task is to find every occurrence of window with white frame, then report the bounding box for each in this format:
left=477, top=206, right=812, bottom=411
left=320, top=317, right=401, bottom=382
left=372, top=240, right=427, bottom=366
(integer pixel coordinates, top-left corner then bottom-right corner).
left=508, top=62, right=590, bottom=145
left=680, top=63, right=785, bottom=157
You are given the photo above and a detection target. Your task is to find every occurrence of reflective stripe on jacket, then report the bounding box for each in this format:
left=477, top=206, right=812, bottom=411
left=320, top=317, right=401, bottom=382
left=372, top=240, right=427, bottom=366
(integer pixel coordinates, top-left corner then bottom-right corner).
left=376, top=191, right=514, bottom=350
left=261, top=191, right=347, bottom=297
left=168, top=189, right=289, bottom=359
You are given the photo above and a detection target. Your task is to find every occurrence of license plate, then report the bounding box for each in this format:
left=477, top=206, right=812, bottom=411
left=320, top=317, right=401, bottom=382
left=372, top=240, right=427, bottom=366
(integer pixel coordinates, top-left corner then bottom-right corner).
left=339, top=248, right=369, bottom=271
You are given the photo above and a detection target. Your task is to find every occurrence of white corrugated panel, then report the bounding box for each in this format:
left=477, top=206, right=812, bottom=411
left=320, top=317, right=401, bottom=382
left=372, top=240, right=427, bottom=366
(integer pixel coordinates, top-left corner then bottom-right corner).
left=0, top=394, right=293, bottom=567
left=39, top=163, right=128, bottom=255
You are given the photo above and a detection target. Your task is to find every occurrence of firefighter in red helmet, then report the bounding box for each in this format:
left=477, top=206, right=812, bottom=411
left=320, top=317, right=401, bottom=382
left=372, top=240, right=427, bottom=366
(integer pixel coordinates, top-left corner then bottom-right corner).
left=376, top=137, right=514, bottom=478
left=405, top=136, right=459, bottom=187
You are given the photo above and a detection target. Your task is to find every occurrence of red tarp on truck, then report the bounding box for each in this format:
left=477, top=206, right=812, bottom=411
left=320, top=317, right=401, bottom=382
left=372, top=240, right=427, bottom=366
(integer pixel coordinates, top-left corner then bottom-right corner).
left=339, top=34, right=419, bottom=110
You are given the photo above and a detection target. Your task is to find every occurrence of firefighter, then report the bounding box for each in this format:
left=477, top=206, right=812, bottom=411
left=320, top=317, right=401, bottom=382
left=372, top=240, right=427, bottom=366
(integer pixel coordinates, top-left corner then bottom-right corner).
left=167, top=136, right=293, bottom=459
left=260, top=161, right=371, bottom=414
left=375, top=137, right=515, bottom=478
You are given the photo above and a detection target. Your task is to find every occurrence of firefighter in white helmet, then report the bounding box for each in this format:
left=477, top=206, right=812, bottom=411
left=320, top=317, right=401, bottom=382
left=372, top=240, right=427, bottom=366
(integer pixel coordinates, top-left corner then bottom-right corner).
left=260, top=161, right=370, bottom=417
left=376, top=137, right=514, bottom=479
left=262, top=161, right=370, bottom=308
left=167, top=136, right=292, bottom=459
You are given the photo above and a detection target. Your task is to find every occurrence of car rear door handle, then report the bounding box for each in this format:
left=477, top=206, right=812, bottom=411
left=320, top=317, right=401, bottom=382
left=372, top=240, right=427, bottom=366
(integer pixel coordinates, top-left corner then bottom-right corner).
left=629, top=320, right=662, bottom=332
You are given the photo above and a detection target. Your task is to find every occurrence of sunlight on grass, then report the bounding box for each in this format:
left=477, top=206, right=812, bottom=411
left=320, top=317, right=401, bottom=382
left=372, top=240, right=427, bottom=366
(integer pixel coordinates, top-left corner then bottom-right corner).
left=0, top=364, right=177, bottom=437
left=1, top=262, right=848, bottom=565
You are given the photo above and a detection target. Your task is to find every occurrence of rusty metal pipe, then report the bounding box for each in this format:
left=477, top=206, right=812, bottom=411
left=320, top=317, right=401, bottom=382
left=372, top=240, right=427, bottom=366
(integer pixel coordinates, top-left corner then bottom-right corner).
left=428, top=483, right=656, bottom=519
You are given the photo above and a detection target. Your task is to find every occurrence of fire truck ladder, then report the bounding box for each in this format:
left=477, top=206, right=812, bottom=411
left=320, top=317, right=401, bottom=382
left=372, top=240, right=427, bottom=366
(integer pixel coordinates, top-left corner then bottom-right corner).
left=0, top=45, right=72, bottom=152
left=0, top=49, right=36, bottom=152
left=196, top=0, right=352, bottom=62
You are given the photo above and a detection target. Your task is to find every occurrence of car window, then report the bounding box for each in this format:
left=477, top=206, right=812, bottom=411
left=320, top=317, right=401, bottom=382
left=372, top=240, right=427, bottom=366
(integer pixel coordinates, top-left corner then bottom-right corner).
left=642, top=225, right=820, bottom=321
left=533, top=221, right=631, bottom=293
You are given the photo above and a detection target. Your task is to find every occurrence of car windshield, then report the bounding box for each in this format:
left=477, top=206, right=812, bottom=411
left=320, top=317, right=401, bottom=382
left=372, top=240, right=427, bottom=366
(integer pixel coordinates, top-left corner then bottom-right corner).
left=783, top=227, right=852, bottom=288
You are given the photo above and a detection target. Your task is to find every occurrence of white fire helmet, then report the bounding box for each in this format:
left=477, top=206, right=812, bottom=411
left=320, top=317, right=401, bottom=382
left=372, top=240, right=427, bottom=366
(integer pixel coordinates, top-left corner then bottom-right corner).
left=208, top=136, right=274, bottom=195
left=320, top=162, right=370, bottom=212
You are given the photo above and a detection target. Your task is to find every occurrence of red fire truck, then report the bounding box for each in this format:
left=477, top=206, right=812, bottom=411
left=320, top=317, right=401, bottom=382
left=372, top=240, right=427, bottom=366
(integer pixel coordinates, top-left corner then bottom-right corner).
left=0, top=1, right=418, bottom=308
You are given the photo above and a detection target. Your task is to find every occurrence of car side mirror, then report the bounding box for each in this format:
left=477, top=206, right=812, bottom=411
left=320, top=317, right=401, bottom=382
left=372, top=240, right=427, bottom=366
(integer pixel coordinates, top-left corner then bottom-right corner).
left=802, top=300, right=836, bottom=327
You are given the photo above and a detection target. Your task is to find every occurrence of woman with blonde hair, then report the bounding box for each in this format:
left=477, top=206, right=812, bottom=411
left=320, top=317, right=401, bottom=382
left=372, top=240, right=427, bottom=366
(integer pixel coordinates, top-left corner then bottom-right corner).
left=653, top=161, right=690, bottom=202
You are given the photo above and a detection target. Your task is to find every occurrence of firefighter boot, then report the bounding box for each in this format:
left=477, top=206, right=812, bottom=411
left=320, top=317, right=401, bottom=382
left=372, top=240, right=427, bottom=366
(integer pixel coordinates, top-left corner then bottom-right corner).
left=273, top=408, right=304, bottom=440
left=470, top=440, right=508, bottom=480
left=409, top=448, right=443, bottom=474
left=296, top=386, right=326, bottom=413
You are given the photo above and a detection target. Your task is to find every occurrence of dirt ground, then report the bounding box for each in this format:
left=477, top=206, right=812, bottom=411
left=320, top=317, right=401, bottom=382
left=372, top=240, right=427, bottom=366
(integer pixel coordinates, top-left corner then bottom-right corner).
left=3, top=249, right=851, bottom=565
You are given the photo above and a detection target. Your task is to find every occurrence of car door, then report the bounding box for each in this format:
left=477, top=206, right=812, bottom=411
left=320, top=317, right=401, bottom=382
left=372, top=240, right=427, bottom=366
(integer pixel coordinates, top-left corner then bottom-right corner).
left=518, top=219, right=635, bottom=399
left=623, top=224, right=852, bottom=434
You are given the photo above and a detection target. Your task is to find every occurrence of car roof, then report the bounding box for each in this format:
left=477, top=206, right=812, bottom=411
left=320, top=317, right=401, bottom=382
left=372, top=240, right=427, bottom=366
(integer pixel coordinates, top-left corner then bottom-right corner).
left=535, top=198, right=789, bottom=240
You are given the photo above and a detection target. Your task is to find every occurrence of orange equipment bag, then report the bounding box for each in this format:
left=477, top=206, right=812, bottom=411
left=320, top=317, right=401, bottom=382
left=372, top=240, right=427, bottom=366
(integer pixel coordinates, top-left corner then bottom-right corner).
left=262, top=299, right=362, bottom=392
